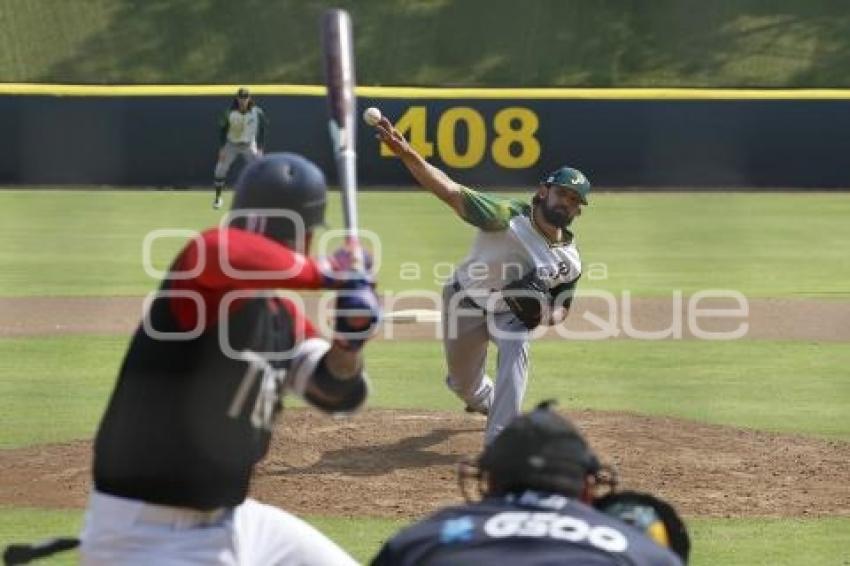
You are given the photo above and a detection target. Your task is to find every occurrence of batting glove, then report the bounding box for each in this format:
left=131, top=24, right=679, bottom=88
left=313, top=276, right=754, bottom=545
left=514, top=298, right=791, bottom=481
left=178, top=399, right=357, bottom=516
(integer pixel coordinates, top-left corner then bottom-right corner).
left=334, top=282, right=381, bottom=351
left=318, top=246, right=374, bottom=289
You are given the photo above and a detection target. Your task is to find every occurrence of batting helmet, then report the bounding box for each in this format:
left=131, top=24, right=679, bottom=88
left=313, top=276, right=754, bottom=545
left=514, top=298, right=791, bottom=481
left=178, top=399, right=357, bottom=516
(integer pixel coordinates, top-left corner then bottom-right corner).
left=230, top=153, right=327, bottom=246
left=475, top=400, right=607, bottom=498
left=595, top=490, right=691, bottom=563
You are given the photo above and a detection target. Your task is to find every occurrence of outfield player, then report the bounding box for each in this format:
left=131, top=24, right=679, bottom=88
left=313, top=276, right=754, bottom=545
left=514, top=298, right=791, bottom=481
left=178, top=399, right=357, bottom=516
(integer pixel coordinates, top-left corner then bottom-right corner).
left=81, top=153, right=379, bottom=565
left=371, top=401, right=688, bottom=565
left=375, top=116, right=590, bottom=444
left=212, top=87, right=268, bottom=209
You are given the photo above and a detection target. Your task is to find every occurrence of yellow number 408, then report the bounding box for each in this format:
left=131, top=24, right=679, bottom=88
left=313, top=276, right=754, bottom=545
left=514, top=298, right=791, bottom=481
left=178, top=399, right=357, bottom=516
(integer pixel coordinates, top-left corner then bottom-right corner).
left=379, top=106, right=541, bottom=169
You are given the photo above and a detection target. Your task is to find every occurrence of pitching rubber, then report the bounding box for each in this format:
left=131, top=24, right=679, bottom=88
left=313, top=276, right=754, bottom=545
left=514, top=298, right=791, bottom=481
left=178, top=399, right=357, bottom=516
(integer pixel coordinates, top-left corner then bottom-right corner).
left=382, top=309, right=442, bottom=324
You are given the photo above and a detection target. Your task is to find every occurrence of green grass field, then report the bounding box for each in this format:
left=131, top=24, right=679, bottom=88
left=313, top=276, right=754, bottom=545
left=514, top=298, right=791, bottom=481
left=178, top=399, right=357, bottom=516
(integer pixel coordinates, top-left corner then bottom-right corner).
left=2, top=336, right=848, bottom=449
left=1, top=190, right=848, bottom=564
left=1, top=507, right=847, bottom=566
left=1, top=190, right=849, bottom=297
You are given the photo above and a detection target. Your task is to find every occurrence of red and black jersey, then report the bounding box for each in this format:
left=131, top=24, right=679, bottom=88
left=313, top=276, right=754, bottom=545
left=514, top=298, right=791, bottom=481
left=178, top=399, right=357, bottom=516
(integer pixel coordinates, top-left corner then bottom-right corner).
left=93, top=228, right=334, bottom=509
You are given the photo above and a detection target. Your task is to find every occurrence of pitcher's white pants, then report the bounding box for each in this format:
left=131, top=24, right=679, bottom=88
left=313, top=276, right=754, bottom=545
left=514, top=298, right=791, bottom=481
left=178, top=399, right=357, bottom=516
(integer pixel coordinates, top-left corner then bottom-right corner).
left=442, top=281, right=531, bottom=444
left=80, top=490, right=358, bottom=566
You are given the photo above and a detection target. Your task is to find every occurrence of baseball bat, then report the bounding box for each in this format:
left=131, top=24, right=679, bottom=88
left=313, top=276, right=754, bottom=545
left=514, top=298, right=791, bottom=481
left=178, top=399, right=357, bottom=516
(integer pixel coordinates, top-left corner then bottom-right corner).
left=321, top=8, right=363, bottom=268
left=3, top=537, right=79, bottom=565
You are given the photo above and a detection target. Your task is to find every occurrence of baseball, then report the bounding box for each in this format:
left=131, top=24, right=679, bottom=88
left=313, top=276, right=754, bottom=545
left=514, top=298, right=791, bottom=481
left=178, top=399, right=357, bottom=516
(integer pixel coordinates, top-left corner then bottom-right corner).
left=363, top=106, right=382, bottom=126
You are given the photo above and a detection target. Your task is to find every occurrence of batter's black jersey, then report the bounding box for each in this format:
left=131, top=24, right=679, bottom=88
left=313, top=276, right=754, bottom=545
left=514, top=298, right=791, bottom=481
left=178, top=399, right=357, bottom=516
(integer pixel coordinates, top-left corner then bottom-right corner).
left=371, top=490, right=683, bottom=566
left=93, top=287, right=296, bottom=510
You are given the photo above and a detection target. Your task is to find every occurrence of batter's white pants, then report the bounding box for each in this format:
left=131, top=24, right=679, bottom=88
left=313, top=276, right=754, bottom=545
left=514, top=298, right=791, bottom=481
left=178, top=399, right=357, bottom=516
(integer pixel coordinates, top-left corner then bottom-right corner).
left=442, top=281, right=531, bottom=444
left=80, top=490, right=358, bottom=566
left=214, top=141, right=261, bottom=181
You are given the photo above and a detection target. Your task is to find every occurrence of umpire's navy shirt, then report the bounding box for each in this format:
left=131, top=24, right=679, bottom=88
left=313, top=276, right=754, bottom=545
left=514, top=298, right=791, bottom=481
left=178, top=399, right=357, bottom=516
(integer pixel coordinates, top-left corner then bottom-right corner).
left=371, top=490, right=683, bottom=566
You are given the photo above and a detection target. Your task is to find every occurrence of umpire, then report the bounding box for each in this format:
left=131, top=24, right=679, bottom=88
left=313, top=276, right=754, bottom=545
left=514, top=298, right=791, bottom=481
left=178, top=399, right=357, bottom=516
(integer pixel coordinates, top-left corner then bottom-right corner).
left=371, top=401, right=688, bottom=565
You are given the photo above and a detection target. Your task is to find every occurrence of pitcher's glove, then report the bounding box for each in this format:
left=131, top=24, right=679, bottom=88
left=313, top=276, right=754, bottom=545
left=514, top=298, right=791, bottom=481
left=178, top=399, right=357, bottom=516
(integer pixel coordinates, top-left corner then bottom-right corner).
left=502, top=271, right=550, bottom=330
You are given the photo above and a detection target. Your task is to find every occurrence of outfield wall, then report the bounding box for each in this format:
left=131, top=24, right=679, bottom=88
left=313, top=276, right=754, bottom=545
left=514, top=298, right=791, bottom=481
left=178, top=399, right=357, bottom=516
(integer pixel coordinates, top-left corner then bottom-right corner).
left=1, top=85, right=850, bottom=189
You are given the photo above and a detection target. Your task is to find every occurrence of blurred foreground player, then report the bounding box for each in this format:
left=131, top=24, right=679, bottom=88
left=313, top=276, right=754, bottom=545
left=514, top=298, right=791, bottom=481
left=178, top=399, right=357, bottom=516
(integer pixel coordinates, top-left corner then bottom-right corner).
left=81, top=153, right=379, bottom=565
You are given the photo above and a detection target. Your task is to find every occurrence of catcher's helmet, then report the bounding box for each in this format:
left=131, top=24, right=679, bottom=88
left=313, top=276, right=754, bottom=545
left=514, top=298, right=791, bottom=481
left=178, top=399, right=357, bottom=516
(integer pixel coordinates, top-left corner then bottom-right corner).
left=230, top=153, right=327, bottom=245
left=595, top=490, right=691, bottom=563
left=478, top=400, right=602, bottom=497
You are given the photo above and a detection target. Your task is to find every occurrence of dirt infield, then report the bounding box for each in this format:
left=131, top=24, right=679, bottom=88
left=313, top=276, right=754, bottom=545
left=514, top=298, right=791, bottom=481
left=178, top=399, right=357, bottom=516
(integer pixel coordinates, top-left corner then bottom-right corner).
left=1, top=294, right=848, bottom=521
left=1, top=409, right=848, bottom=519
left=2, top=295, right=849, bottom=340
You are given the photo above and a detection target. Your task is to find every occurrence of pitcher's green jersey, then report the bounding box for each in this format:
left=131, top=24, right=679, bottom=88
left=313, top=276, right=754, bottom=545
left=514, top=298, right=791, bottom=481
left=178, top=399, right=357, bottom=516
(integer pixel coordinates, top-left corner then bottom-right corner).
left=459, top=187, right=530, bottom=232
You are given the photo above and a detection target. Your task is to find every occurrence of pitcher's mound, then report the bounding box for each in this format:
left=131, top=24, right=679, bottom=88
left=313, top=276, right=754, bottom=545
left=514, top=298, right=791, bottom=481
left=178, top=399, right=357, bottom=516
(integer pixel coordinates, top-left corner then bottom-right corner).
left=1, top=409, right=848, bottom=520
left=254, top=408, right=850, bottom=519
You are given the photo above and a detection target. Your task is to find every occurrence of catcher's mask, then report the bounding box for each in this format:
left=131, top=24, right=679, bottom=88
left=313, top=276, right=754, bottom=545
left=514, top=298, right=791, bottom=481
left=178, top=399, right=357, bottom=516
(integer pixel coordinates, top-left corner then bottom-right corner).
left=595, top=490, right=691, bottom=563
left=229, top=153, right=327, bottom=249
left=458, top=400, right=617, bottom=502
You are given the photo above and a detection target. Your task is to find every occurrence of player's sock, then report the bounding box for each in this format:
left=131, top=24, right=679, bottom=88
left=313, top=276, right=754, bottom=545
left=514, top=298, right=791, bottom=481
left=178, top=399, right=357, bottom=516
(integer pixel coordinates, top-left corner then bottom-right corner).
left=214, top=180, right=224, bottom=199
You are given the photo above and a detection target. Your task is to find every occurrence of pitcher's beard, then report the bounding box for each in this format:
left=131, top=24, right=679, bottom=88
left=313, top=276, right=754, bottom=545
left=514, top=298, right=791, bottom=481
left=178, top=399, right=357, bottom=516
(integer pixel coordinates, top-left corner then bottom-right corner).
left=540, top=201, right=573, bottom=227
